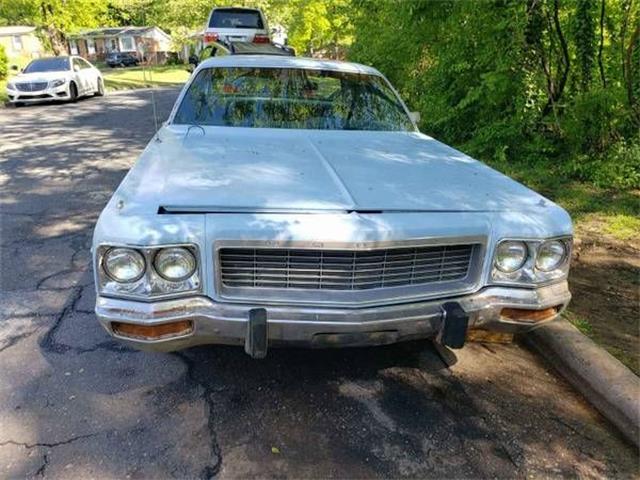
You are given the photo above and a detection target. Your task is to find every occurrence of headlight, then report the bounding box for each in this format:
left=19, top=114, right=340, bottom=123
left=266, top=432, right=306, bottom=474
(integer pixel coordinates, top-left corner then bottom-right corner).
left=536, top=240, right=567, bottom=271
left=7, top=82, right=15, bottom=90
left=154, top=247, right=197, bottom=281
left=50, top=79, right=66, bottom=88
left=103, top=248, right=146, bottom=283
left=494, top=241, right=528, bottom=273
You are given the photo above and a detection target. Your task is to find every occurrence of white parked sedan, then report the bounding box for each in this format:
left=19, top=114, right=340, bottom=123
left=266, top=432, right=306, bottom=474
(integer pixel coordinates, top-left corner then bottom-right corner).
left=6, top=56, right=104, bottom=106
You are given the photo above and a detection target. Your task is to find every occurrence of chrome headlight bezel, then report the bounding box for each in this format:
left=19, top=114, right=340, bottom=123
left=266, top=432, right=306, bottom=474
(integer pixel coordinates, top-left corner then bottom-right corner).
left=491, top=236, right=572, bottom=286
left=96, top=244, right=201, bottom=300
left=49, top=78, right=66, bottom=88
left=7, top=81, right=16, bottom=90
left=153, top=247, right=197, bottom=282
left=494, top=240, right=528, bottom=273
left=102, top=247, right=146, bottom=283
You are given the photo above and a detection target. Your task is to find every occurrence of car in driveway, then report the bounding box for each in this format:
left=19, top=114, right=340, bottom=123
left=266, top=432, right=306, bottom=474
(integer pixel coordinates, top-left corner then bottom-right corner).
left=106, top=52, right=139, bottom=68
left=204, top=7, right=270, bottom=44
left=6, top=56, right=104, bottom=106
left=92, top=55, right=572, bottom=358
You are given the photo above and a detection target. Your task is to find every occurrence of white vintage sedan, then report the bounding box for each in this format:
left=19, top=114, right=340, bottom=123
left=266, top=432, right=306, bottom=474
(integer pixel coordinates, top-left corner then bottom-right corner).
left=93, top=55, right=572, bottom=358
left=6, top=56, right=104, bottom=106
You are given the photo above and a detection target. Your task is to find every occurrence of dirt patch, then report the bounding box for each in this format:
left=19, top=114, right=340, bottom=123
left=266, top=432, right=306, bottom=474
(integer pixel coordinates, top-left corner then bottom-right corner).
left=568, top=232, right=640, bottom=375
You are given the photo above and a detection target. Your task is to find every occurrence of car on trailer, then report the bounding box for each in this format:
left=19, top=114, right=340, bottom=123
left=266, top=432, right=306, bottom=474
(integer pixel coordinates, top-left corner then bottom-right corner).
left=187, top=40, right=295, bottom=71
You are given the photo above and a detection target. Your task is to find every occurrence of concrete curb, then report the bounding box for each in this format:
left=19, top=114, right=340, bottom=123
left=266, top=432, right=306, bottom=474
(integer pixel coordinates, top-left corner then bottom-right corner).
left=524, top=319, right=640, bottom=446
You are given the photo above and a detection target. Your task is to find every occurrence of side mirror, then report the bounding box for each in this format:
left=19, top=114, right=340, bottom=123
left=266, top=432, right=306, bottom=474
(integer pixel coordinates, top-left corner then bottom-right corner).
left=409, top=111, right=421, bottom=124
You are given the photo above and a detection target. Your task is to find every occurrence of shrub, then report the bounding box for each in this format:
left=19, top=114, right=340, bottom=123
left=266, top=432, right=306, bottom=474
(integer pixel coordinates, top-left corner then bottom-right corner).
left=0, top=45, right=7, bottom=80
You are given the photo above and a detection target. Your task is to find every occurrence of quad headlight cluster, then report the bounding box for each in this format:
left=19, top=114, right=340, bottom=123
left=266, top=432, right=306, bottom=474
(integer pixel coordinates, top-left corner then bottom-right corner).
left=97, top=245, right=200, bottom=299
left=492, top=237, right=571, bottom=285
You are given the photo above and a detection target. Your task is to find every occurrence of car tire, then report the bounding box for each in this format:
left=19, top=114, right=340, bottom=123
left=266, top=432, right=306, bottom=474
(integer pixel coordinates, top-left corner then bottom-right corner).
left=69, top=82, right=78, bottom=103
left=95, top=78, right=105, bottom=97
left=13, top=102, right=23, bottom=107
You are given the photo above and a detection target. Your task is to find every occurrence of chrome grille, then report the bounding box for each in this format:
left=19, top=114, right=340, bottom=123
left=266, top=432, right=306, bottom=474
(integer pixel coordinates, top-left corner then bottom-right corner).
left=219, top=244, right=477, bottom=290
left=15, top=82, right=48, bottom=92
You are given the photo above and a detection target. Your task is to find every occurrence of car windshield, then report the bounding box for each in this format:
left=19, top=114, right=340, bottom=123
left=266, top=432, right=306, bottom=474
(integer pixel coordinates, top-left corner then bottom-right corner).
left=209, top=9, right=264, bottom=29
left=174, top=67, right=413, bottom=131
left=23, top=58, right=69, bottom=73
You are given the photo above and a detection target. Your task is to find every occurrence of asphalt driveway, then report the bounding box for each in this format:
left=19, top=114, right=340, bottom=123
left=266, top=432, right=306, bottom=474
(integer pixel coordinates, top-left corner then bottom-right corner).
left=0, top=90, right=637, bottom=478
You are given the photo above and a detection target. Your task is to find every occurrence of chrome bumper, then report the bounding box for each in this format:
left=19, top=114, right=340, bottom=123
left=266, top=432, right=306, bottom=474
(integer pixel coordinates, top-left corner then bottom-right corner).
left=95, top=282, right=571, bottom=352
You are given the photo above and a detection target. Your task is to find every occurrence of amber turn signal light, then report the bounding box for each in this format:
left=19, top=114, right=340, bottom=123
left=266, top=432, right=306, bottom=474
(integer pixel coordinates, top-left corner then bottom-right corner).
left=500, top=306, right=561, bottom=323
left=111, top=321, right=193, bottom=340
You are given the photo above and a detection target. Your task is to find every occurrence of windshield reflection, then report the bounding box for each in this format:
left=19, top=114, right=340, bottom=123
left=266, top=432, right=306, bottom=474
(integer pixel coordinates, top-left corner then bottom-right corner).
left=174, top=67, right=413, bottom=131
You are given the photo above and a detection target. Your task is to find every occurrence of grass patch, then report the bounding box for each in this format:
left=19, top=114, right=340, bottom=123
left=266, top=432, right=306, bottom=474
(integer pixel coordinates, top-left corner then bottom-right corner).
left=0, top=78, right=7, bottom=103
left=603, top=214, right=640, bottom=241
left=564, top=310, right=593, bottom=335
left=102, top=65, right=190, bottom=91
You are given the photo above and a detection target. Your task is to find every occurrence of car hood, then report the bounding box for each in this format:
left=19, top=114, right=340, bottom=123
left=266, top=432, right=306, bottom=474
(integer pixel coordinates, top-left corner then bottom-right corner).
left=115, top=126, right=553, bottom=215
left=12, top=71, right=71, bottom=83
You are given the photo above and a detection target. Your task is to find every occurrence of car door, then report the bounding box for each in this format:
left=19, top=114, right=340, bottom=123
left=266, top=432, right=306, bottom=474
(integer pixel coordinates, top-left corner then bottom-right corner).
left=79, top=58, right=99, bottom=91
left=71, top=58, right=90, bottom=95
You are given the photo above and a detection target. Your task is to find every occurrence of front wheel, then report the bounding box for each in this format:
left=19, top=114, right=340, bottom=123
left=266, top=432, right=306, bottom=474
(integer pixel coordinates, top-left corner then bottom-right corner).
left=68, top=82, right=78, bottom=103
left=95, top=78, right=105, bottom=97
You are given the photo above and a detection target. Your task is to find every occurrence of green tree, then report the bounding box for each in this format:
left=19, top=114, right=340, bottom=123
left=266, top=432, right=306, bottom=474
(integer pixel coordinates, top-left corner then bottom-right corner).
left=0, top=44, right=7, bottom=80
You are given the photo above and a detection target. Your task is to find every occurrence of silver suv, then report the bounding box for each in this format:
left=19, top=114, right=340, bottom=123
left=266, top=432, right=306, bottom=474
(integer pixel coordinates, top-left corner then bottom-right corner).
left=204, top=7, right=270, bottom=44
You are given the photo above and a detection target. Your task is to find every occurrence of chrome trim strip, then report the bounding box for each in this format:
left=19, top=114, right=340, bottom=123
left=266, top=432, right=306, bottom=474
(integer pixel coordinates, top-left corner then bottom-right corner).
left=95, top=242, right=203, bottom=302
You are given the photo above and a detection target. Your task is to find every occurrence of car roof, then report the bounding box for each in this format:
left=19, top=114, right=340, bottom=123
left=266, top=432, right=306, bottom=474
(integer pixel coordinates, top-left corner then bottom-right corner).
left=32, top=56, right=70, bottom=61
left=197, top=55, right=381, bottom=75
left=212, top=6, right=261, bottom=12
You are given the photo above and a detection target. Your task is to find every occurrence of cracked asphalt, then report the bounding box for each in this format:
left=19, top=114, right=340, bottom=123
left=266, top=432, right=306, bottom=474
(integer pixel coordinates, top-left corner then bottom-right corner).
left=1, top=89, right=638, bottom=479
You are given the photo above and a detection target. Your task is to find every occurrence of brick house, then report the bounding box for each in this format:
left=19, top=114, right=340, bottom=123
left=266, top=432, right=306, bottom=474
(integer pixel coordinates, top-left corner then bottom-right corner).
left=0, top=26, right=44, bottom=61
left=68, top=26, right=173, bottom=64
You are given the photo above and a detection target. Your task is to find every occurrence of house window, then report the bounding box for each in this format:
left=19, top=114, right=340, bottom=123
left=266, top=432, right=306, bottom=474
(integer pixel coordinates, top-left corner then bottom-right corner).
left=69, top=39, right=78, bottom=55
left=12, top=35, right=23, bottom=52
left=119, top=36, right=135, bottom=52
left=87, top=38, right=96, bottom=55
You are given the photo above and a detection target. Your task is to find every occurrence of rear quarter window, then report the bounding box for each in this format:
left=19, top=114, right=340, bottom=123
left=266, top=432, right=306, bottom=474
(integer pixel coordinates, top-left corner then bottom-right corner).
left=209, top=9, right=264, bottom=29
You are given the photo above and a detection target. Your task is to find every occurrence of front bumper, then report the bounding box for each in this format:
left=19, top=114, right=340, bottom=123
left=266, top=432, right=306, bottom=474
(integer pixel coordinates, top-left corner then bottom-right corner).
left=96, top=281, right=571, bottom=352
left=7, top=84, right=70, bottom=103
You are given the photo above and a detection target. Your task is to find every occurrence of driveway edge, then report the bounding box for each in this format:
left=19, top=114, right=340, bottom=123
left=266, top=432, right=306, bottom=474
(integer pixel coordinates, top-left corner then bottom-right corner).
left=524, top=318, right=640, bottom=446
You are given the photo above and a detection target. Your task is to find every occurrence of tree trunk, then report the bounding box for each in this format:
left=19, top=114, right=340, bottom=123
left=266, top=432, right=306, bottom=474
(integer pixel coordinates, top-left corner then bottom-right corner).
left=598, top=0, right=607, bottom=87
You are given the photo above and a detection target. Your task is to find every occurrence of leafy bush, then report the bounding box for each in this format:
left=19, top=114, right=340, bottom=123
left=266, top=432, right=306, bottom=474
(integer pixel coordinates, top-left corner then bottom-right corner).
left=348, top=0, right=639, bottom=193
left=0, top=44, right=7, bottom=80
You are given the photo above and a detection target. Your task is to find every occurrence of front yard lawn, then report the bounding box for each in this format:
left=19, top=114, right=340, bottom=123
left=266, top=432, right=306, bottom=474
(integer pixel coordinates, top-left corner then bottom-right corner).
left=102, top=64, right=190, bottom=91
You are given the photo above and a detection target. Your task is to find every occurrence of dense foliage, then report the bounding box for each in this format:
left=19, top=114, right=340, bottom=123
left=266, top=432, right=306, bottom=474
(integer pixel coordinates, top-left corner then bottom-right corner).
left=0, top=0, right=637, bottom=189
left=348, top=0, right=640, bottom=190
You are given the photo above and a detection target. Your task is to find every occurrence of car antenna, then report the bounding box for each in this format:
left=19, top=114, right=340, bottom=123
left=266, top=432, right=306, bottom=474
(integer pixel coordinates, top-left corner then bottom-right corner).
left=139, top=44, right=160, bottom=141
